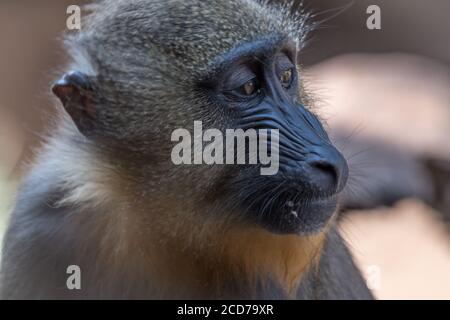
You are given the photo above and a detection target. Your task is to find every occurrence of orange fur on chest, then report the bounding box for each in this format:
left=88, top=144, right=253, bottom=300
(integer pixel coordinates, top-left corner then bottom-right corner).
left=221, top=227, right=325, bottom=297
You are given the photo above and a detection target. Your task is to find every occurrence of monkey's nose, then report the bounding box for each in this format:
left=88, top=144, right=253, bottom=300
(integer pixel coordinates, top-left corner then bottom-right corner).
left=306, top=146, right=348, bottom=194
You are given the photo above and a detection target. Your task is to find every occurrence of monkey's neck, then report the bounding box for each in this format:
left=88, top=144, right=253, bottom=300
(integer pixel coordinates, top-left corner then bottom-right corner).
left=123, top=207, right=327, bottom=299
left=209, top=227, right=326, bottom=298
left=45, top=123, right=326, bottom=299
left=67, top=180, right=324, bottom=298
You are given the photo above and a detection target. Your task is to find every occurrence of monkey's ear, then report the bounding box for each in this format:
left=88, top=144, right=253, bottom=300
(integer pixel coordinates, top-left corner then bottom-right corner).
left=52, top=71, right=96, bottom=133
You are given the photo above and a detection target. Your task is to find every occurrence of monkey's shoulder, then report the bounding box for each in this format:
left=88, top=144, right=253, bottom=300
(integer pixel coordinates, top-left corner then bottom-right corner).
left=1, top=168, right=97, bottom=299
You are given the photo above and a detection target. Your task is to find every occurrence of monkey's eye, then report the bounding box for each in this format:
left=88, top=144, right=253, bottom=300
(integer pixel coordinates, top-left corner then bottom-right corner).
left=237, top=78, right=260, bottom=96
left=221, top=65, right=261, bottom=100
left=280, top=68, right=294, bottom=89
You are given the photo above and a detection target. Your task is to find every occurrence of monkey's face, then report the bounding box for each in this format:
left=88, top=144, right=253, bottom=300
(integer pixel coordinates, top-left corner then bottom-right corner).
left=52, top=0, right=347, bottom=236
left=53, top=40, right=348, bottom=236
left=198, top=37, right=349, bottom=235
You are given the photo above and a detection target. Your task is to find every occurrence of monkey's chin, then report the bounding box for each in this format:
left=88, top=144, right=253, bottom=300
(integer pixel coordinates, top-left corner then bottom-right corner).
left=250, top=196, right=338, bottom=236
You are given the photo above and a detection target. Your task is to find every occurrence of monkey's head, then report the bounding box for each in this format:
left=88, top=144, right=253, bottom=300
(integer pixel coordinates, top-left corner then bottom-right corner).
left=52, top=0, right=348, bottom=237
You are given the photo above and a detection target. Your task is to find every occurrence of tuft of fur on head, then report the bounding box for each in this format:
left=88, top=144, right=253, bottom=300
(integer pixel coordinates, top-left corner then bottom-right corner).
left=66, top=0, right=316, bottom=76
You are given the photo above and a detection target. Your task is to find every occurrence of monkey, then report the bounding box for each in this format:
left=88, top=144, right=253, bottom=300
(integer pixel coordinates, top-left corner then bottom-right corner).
left=0, top=0, right=373, bottom=299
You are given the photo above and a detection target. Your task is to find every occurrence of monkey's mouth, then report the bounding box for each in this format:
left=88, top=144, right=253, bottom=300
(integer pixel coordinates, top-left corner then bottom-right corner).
left=277, top=195, right=338, bottom=234
left=227, top=165, right=342, bottom=235
left=251, top=191, right=338, bottom=235
left=232, top=178, right=339, bottom=235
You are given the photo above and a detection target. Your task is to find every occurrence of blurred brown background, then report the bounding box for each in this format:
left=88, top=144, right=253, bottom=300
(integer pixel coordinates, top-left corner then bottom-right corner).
left=0, top=0, right=449, bottom=299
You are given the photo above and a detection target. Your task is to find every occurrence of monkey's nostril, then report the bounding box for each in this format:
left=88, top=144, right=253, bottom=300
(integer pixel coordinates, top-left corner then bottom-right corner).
left=306, top=148, right=348, bottom=194
left=311, top=160, right=338, bottom=185
left=308, top=159, right=339, bottom=194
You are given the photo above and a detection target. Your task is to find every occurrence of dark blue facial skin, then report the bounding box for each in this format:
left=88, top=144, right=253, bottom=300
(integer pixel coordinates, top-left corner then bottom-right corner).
left=203, top=36, right=349, bottom=235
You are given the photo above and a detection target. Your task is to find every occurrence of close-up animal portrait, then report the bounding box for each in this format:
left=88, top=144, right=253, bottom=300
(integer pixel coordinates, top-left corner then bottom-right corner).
left=0, top=0, right=449, bottom=305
